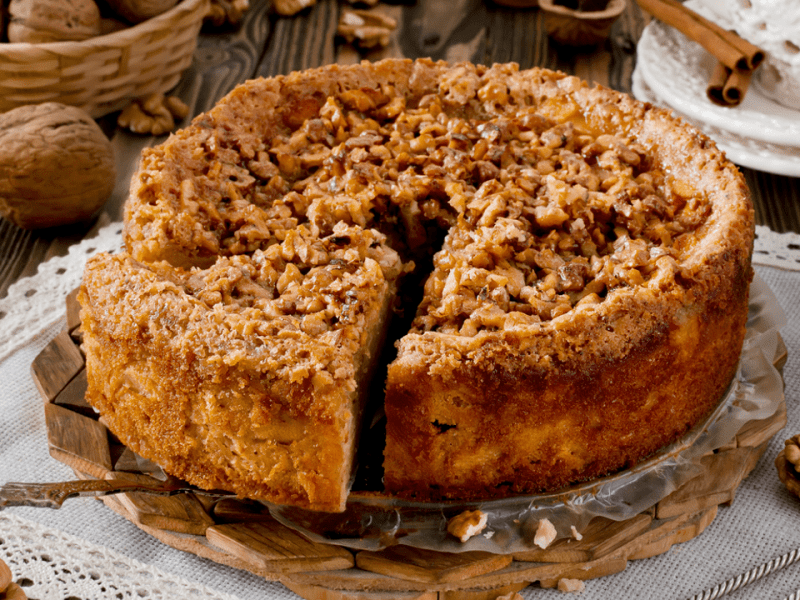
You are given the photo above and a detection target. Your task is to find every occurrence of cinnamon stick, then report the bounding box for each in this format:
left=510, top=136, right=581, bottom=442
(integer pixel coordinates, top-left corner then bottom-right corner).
left=721, top=67, right=751, bottom=106
left=636, top=0, right=765, bottom=72
left=706, top=61, right=751, bottom=107
left=706, top=61, right=729, bottom=105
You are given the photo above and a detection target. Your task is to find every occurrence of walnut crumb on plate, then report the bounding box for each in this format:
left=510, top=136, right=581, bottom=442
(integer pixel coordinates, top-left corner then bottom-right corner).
left=558, top=578, right=586, bottom=593
left=447, top=509, right=488, bottom=542
left=534, top=518, right=557, bottom=549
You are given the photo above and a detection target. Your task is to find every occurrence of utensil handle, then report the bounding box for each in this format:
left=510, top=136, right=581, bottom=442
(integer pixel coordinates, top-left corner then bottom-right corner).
left=0, top=479, right=194, bottom=509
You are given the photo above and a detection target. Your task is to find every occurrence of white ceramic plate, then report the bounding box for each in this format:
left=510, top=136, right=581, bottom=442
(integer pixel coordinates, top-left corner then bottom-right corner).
left=636, top=19, right=800, bottom=148
left=632, top=66, right=800, bottom=177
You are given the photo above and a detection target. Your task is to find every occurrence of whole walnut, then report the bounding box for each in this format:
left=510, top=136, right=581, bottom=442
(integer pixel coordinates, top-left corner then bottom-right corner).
left=8, top=0, right=101, bottom=43
left=0, top=103, right=116, bottom=230
left=103, top=0, right=179, bottom=23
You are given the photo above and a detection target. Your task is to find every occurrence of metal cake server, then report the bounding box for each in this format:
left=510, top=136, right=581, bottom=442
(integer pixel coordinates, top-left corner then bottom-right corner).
left=0, top=478, right=229, bottom=510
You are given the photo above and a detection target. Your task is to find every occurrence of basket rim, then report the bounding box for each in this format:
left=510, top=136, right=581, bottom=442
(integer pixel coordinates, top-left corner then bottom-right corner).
left=1, top=0, right=209, bottom=52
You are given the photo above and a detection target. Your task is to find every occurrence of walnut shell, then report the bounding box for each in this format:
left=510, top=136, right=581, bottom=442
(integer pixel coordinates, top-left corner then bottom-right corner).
left=103, top=0, right=178, bottom=23
left=0, top=103, right=116, bottom=230
left=776, top=433, right=800, bottom=499
left=7, top=0, right=101, bottom=43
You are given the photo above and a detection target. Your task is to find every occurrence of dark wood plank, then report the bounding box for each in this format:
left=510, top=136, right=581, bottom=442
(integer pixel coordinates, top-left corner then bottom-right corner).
left=257, top=0, right=338, bottom=77
left=743, top=167, right=800, bottom=233
left=482, top=5, right=543, bottom=68
left=0, top=218, right=99, bottom=301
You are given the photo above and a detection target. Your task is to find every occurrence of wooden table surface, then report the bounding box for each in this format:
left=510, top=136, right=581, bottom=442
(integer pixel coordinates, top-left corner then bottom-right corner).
left=2, top=0, right=799, bottom=301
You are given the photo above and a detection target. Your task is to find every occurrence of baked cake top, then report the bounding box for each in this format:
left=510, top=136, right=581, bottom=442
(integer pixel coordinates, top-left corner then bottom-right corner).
left=84, top=58, right=757, bottom=510
left=123, top=58, right=753, bottom=367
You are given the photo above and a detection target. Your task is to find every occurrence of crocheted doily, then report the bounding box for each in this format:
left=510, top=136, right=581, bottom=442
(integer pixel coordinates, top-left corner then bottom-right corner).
left=0, top=513, right=242, bottom=600
left=0, top=221, right=123, bottom=365
left=754, top=226, right=800, bottom=271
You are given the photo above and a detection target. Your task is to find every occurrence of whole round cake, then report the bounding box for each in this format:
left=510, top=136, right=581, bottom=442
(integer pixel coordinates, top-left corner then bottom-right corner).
left=79, top=59, right=754, bottom=512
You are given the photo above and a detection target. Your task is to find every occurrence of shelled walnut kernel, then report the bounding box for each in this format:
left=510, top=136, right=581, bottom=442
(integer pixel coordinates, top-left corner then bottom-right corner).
left=776, top=434, right=800, bottom=498
left=272, top=0, right=315, bottom=16
left=117, top=94, right=189, bottom=136
left=447, top=509, right=488, bottom=542
left=337, top=8, right=396, bottom=49
left=205, top=0, right=249, bottom=26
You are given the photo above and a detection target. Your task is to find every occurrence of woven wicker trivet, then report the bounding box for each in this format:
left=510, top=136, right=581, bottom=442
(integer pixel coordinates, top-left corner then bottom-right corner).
left=29, top=289, right=788, bottom=599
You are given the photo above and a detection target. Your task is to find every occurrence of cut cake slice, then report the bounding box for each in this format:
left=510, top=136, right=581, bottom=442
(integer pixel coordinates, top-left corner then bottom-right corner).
left=80, top=224, right=399, bottom=512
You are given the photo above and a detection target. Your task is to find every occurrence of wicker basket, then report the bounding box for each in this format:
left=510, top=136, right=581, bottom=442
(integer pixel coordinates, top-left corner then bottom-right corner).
left=0, top=0, right=209, bottom=118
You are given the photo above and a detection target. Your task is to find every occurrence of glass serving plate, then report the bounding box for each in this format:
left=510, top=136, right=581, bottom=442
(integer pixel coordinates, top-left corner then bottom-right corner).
left=265, top=274, right=787, bottom=554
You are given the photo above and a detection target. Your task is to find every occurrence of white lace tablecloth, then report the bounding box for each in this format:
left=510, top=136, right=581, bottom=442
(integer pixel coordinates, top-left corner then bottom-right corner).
left=1, top=224, right=800, bottom=600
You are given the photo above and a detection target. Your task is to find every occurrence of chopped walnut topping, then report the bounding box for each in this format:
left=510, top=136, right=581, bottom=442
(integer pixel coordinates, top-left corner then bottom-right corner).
left=407, top=107, right=695, bottom=334
left=128, top=61, right=711, bottom=342
left=167, top=224, right=400, bottom=347
left=447, top=509, right=488, bottom=542
left=117, top=93, right=189, bottom=136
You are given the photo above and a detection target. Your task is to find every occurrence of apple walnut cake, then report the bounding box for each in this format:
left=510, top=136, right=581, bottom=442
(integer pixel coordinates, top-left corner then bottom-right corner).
left=79, top=58, right=754, bottom=511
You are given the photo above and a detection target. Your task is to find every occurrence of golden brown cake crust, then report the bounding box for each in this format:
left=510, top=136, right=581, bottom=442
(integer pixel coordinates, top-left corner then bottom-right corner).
left=83, top=58, right=754, bottom=510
